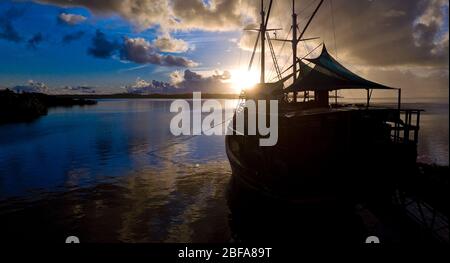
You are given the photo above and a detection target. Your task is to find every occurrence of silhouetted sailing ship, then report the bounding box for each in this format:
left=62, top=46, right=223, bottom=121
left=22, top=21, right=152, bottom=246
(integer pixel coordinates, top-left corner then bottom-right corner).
left=226, top=0, right=423, bottom=207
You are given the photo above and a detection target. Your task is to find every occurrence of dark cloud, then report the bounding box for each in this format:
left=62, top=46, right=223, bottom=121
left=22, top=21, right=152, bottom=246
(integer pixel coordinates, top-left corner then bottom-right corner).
left=228, top=0, right=449, bottom=68
left=85, top=32, right=197, bottom=67
left=0, top=7, right=25, bottom=43
left=170, top=0, right=243, bottom=31
left=294, top=0, right=448, bottom=67
left=30, top=0, right=448, bottom=96
left=120, top=37, right=158, bottom=63
left=87, top=30, right=120, bottom=58
left=36, top=0, right=448, bottom=68
left=162, top=54, right=197, bottom=67
left=27, top=33, right=44, bottom=49
left=62, top=31, right=85, bottom=44
left=233, top=0, right=449, bottom=97
left=120, top=37, right=197, bottom=67
left=170, top=69, right=232, bottom=93
left=183, top=69, right=203, bottom=81
left=125, top=69, right=233, bottom=94
left=36, top=0, right=171, bottom=30
left=35, top=0, right=248, bottom=31
left=337, top=0, right=448, bottom=66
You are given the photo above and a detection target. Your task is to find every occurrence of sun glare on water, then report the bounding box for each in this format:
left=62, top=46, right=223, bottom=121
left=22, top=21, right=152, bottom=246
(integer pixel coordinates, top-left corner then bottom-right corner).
left=229, top=69, right=259, bottom=93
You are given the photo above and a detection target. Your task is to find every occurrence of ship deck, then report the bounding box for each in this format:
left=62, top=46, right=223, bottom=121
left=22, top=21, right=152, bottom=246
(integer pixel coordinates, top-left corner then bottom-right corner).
left=279, top=104, right=398, bottom=118
left=253, top=102, right=424, bottom=146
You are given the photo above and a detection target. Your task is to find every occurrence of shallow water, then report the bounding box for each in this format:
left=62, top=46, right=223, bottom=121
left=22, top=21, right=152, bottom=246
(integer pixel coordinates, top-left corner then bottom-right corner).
left=0, top=99, right=447, bottom=242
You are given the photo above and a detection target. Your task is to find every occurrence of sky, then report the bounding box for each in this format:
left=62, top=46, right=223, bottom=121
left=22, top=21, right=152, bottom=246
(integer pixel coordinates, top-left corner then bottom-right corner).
left=0, top=0, right=448, bottom=98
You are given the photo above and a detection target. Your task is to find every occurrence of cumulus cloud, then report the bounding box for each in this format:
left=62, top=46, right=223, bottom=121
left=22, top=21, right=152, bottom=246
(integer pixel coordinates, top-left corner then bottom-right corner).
left=35, top=0, right=249, bottom=31
left=0, top=7, right=25, bottom=43
left=37, top=0, right=173, bottom=30
left=11, top=80, right=49, bottom=94
left=125, top=78, right=178, bottom=94
left=305, top=0, right=448, bottom=67
left=153, top=35, right=190, bottom=53
left=169, top=70, right=184, bottom=84
left=120, top=37, right=198, bottom=67
left=62, top=30, right=85, bottom=44
left=26, top=0, right=449, bottom=97
left=125, top=69, right=233, bottom=94
left=85, top=32, right=197, bottom=67
left=171, top=69, right=233, bottom=93
left=33, top=0, right=448, bottom=68
left=169, top=0, right=247, bottom=31
left=58, top=13, right=87, bottom=25
left=120, top=37, right=158, bottom=63
left=232, top=0, right=448, bottom=97
left=27, top=33, right=44, bottom=49
left=87, top=30, right=120, bottom=58
left=232, top=0, right=448, bottom=68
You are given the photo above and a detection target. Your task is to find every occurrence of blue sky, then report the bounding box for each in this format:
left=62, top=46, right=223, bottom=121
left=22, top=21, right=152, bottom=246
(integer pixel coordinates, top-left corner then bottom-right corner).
left=0, top=0, right=242, bottom=90
left=0, top=0, right=448, bottom=97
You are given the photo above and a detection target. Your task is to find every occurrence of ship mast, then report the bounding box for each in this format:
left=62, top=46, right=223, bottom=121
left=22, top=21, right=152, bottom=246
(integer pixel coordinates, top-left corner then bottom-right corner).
left=259, top=0, right=274, bottom=84
left=260, top=0, right=266, bottom=84
left=247, top=0, right=275, bottom=84
left=295, top=0, right=324, bottom=101
left=269, top=0, right=323, bottom=101
left=292, top=0, right=298, bottom=102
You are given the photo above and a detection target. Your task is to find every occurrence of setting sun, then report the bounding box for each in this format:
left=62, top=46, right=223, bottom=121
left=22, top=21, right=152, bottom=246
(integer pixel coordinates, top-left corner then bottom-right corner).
left=229, top=69, right=260, bottom=92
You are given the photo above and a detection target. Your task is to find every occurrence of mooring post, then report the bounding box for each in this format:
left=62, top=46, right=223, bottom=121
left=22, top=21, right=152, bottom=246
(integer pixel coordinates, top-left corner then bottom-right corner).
left=397, top=88, right=402, bottom=143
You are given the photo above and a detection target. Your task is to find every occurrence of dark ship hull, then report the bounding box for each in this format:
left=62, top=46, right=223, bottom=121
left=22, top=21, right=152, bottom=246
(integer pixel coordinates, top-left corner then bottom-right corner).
left=223, top=0, right=433, bottom=243
left=226, top=104, right=419, bottom=207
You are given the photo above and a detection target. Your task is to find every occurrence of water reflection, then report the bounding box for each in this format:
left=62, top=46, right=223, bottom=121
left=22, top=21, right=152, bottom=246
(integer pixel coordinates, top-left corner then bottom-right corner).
left=0, top=99, right=234, bottom=242
left=417, top=103, right=449, bottom=165
left=0, top=99, right=447, bottom=242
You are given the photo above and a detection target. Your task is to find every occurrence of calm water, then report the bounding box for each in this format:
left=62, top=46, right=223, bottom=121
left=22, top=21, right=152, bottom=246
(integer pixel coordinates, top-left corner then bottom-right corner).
left=0, top=99, right=448, bottom=242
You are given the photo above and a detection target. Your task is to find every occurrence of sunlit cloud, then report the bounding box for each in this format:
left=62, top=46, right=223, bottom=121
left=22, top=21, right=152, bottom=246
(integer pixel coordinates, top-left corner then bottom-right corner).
left=58, top=13, right=87, bottom=25
left=0, top=0, right=446, bottom=97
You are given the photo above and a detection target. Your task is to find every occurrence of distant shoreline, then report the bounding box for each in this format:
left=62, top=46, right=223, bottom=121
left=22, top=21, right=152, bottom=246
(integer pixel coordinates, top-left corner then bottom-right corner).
left=55, top=93, right=240, bottom=100
left=0, top=90, right=97, bottom=124
left=0, top=91, right=239, bottom=124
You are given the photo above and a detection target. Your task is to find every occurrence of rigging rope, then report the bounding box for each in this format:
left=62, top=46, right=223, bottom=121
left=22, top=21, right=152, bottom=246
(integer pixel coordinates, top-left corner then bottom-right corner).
left=146, top=0, right=332, bottom=165
left=329, top=0, right=339, bottom=103
left=238, top=0, right=251, bottom=71
left=330, top=0, right=338, bottom=58
left=266, top=33, right=282, bottom=80
left=269, top=27, right=292, bottom=81
left=299, top=0, right=319, bottom=16
left=267, top=0, right=283, bottom=80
